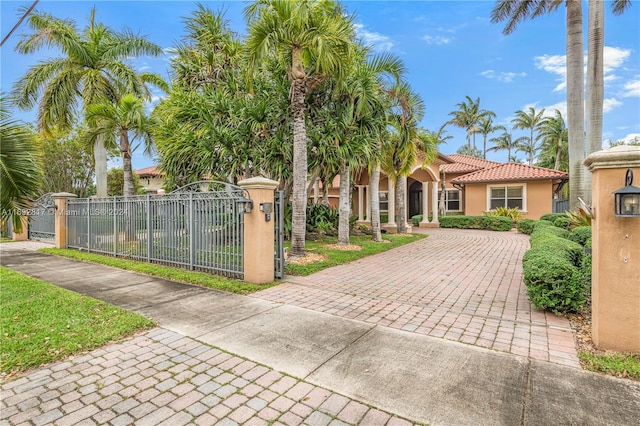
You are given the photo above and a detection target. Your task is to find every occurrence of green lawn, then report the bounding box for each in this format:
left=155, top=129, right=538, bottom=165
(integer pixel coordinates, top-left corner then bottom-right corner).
left=285, top=233, right=426, bottom=276
left=0, top=267, right=155, bottom=376
left=579, top=351, right=640, bottom=380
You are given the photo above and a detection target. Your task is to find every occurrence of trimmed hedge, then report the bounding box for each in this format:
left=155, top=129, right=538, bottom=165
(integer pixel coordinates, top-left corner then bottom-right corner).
left=553, top=216, right=571, bottom=229
left=439, top=215, right=512, bottom=231
left=523, top=225, right=588, bottom=313
left=410, top=215, right=432, bottom=226
left=540, top=213, right=568, bottom=222
left=568, top=226, right=592, bottom=246
left=517, top=218, right=536, bottom=235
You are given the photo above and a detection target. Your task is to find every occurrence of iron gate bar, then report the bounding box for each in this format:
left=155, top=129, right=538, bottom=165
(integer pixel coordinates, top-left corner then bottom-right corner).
left=28, top=193, right=56, bottom=241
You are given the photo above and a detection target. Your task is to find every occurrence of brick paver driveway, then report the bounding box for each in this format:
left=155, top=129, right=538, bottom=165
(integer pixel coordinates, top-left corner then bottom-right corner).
left=255, top=228, right=579, bottom=367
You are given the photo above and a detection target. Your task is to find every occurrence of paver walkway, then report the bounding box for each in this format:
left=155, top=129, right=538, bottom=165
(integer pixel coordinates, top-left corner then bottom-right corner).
left=0, top=328, right=417, bottom=426
left=255, top=228, right=579, bottom=367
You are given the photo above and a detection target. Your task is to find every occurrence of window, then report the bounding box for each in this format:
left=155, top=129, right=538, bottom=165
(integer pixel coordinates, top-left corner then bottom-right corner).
left=379, top=192, right=389, bottom=212
left=438, top=189, right=461, bottom=212
left=488, top=185, right=525, bottom=210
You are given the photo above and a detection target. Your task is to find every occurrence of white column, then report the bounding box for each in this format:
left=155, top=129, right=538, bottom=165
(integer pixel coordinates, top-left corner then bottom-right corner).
left=357, top=185, right=364, bottom=222
left=420, top=182, right=430, bottom=225
left=365, top=185, right=371, bottom=221
left=387, top=182, right=396, bottom=225
left=432, top=180, right=439, bottom=224
left=405, top=181, right=411, bottom=228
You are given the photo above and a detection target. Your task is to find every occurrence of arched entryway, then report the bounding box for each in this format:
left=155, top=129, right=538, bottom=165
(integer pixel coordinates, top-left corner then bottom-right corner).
left=409, top=180, right=422, bottom=218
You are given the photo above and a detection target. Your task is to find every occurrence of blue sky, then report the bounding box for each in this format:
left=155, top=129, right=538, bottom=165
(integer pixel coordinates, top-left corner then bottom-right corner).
left=2, top=0, right=639, bottom=171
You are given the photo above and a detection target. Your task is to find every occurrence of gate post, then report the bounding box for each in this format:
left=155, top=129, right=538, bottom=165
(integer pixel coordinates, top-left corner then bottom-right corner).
left=584, top=145, right=640, bottom=353
left=12, top=216, right=29, bottom=241
left=238, top=177, right=279, bottom=284
left=52, top=193, right=77, bottom=249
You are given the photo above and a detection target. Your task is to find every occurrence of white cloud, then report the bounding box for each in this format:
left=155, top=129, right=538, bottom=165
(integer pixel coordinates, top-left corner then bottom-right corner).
left=603, top=97, right=622, bottom=113
left=536, top=101, right=567, bottom=119
left=534, top=46, right=632, bottom=93
left=623, top=79, right=640, bottom=97
left=605, top=133, right=640, bottom=147
left=354, top=24, right=393, bottom=52
left=481, top=69, right=527, bottom=83
left=422, top=34, right=452, bottom=45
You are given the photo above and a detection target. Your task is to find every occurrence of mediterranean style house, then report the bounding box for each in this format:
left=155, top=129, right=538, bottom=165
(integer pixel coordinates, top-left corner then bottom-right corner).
left=139, top=153, right=568, bottom=229
left=332, top=153, right=569, bottom=230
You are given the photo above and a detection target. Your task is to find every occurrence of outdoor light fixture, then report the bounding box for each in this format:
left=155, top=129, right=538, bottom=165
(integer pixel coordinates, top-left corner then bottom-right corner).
left=613, top=168, right=640, bottom=217
left=237, top=197, right=253, bottom=214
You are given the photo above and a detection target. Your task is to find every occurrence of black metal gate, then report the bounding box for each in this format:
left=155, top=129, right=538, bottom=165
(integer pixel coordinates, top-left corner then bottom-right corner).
left=274, top=190, right=285, bottom=279
left=28, top=193, right=56, bottom=241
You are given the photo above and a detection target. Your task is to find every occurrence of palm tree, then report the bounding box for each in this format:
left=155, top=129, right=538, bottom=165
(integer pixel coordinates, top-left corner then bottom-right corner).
left=383, top=82, right=425, bottom=234
left=245, top=0, right=353, bottom=258
left=0, top=96, right=42, bottom=233
left=488, top=131, right=527, bottom=163
left=86, top=94, right=152, bottom=196
left=12, top=7, right=165, bottom=197
left=511, top=106, right=544, bottom=165
left=448, top=96, right=495, bottom=150
left=537, top=109, right=568, bottom=171
left=478, top=116, right=505, bottom=159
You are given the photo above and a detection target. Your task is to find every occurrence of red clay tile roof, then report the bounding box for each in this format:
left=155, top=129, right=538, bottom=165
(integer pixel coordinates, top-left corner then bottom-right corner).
left=440, top=154, right=501, bottom=174
left=451, top=163, right=568, bottom=184
left=135, top=165, right=163, bottom=177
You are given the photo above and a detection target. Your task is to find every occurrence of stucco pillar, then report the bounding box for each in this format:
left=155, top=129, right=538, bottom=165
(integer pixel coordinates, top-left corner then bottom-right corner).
left=357, top=185, right=364, bottom=222
left=420, top=182, right=430, bottom=226
left=53, top=193, right=77, bottom=249
left=11, top=216, right=29, bottom=241
left=365, top=185, right=371, bottom=222
left=387, top=182, right=396, bottom=226
left=584, top=145, right=640, bottom=353
left=238, top=177, right=279, bottom=284
left=431, top=180, right=439, bottom=224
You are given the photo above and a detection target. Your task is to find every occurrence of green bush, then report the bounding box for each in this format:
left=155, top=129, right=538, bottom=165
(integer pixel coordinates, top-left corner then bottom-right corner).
left=517, top=218, right=536, bottom=235
left=540, top=213, right=568, bottom=222
left=553, top=216, right=571, bottom=229
left=411, top=215, right=422, bottom=226
left=522, top=226, right=589, bottom=313
left=568, top=226, right=592, bottom=246
left=439, top=215, right=512, bottom=231
left=483, top=207, right=522, bottom=223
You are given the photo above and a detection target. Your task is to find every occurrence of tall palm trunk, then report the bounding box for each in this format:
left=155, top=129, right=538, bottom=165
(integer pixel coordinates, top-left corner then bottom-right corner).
left=567, top=0, right=585, bottom=208
left=94, top=137, right=108, bottom=197
left=529, top=128, right=534, bottom=165
left=585, top=0, right=604, bottom=204
left=337, top=161, right=350, bottom=245
left=369, top=165, right=382, bottom=242
left=555, top=138, right=562, bottom=170
left=396, top=175, right=407, bottom=234
left=121, top=130, right=135, bottom=197
left=290, top=75, right=308, bottom=257
left=483, top=135, right=487, bottom=159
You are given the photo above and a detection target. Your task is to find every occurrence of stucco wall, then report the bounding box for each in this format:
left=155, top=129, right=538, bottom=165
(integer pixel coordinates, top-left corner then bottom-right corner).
left=462, top=180, right=554, bottom=219
left=140, top=176, right=164, bottom=193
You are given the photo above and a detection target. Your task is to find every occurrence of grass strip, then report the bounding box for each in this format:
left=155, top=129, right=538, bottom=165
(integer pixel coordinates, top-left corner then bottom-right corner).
left=578, top=351, right=640, bottom=380
left=285, top=233, right=426, bottom=276
left=39, top=248, right=279, bottom=295
left=0, top=267, right=155, bottom=375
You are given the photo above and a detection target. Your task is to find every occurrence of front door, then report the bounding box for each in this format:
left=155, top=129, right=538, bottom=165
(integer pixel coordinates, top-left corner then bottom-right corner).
left=409, top=180, right=422, bottom=218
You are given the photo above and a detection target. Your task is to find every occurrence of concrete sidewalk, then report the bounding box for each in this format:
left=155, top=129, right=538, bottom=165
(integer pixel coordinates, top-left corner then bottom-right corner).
left=1, top=246, right=639, bottom=425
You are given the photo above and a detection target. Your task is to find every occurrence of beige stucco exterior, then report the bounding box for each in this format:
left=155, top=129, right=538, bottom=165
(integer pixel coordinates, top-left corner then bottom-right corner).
left=461, top=180, right=556, bottom=220
left=139, top=175, right=164, bottom=194
left=585, top=146, right=640, bottom=353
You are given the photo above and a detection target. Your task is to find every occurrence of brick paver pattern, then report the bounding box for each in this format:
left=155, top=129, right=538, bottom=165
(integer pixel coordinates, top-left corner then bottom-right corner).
left=0, top=328, right=418, bottom=426
left=255, top=228, right=579, bottom=367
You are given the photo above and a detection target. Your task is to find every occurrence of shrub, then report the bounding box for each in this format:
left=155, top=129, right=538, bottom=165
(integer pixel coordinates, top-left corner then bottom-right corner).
left=540, top=213, right=567, bottom=222
left=529, top=232, right=583, bottom=266
left=439, top=215, right=512, bottom=231
left=306, top=204, right=338, bottom=236
left=553, top=216, right=571, bottom=229
left=568, top=226, right=592, bottom=246
left=483, top=207, right=523, bottom=223
left=517, top=218, right=536, bottom=235
left=531, top=222, right=571, bottom=240
left=567, top=208, right=592, bottom=227
left=411, top=215, right=422, bottom=226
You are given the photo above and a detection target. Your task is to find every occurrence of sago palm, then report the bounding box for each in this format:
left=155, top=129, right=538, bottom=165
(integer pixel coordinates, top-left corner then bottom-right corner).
left=245, top=0, right=353, bottom=257
left=12, top=7, right=165, bottom=196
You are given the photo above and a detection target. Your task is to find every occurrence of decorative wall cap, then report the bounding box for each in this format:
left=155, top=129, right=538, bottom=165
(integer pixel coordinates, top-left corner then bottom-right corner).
left=584, top=146, right=640, bottom=171
left=238, top=176, right=279, bottom=190
left=52, top=192, right=78, bottom=199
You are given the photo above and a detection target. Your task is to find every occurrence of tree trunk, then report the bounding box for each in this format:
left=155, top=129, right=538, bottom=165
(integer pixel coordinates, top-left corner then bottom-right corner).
left=529, top=129, right=534, bottom=165
left=121, top=131, right=135, bottom=197
left=321, top=178, right=329, bottom=206
left=290, top=77, right=308, bottom=258
left=567, top=0, right=586, bottom=209
left=337, top=161, right=350, bottom=246
left=555, top=138, right=562, bottom=170
left=369, top=165, right=382, bottom=242
left=396, top=175, right=407, bottom=234
left=483, top=135, right=487, bottom=159
left=94, top=136, right=107, bottom=197
left=585, top=0, right=604, bottom=204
